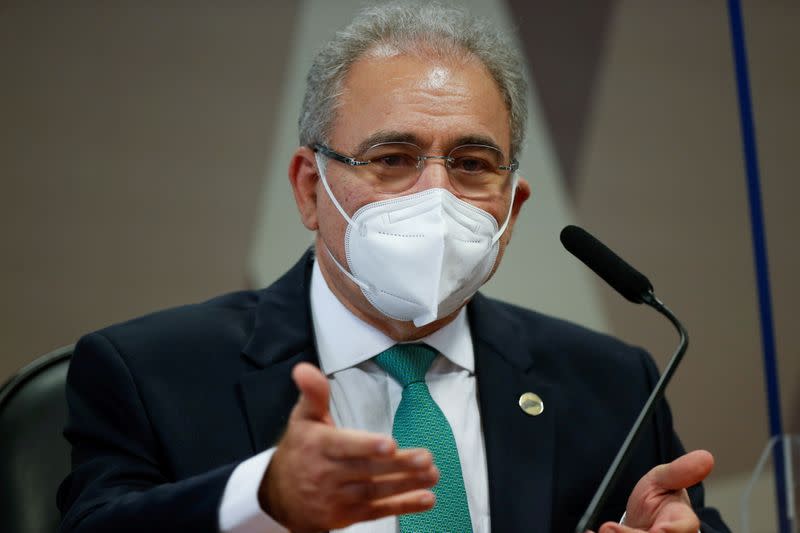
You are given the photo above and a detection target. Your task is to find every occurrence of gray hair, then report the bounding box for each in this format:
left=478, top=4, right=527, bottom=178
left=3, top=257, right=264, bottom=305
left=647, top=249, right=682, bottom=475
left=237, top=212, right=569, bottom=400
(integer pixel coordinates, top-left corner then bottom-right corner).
left=298, top=2, right=528, bottom=159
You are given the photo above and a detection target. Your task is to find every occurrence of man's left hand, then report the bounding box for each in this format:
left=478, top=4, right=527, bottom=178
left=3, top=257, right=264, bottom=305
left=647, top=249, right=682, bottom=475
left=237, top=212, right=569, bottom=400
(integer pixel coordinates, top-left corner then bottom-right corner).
left=592, top=450, right=715, bottom=533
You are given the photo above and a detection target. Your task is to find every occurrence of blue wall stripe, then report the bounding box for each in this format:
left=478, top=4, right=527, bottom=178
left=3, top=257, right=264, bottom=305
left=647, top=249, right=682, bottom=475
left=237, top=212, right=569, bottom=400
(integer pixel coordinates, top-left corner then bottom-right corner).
left=727, top=1, right=788, bottom=531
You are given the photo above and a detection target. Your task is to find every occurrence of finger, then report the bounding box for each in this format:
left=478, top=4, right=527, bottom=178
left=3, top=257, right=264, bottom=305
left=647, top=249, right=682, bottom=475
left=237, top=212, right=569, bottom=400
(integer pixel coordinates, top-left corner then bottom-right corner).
left=348, top=489, right=436, bottom=524
left=292, top=362, right=332, bottom=423
left=649, top=449, right=714, bottom=492
left=597, top=519, right=700, bottom=533
left=321, top=427, right=396, bottom=460
left=337, top=448, right=434, bottom=480
left=597, top=522, right=643, bottom=533
left=337, top=468, right=439, bottom=504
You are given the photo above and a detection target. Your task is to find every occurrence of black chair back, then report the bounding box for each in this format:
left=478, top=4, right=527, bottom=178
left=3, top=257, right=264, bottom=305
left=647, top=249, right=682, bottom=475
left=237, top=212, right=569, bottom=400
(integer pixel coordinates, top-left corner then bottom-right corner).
left=0, top=345, right=74, bottom=533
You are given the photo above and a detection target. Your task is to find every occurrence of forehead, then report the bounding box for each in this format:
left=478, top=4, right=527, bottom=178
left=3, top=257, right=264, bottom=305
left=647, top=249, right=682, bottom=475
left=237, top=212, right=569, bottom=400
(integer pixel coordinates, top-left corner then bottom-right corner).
left=330, top=50, right=511, bottom=155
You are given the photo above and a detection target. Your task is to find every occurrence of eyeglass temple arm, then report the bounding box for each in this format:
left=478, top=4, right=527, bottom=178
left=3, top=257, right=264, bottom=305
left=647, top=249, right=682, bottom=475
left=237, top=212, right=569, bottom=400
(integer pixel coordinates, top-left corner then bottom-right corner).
left=312, top=144, right=370, bottom=167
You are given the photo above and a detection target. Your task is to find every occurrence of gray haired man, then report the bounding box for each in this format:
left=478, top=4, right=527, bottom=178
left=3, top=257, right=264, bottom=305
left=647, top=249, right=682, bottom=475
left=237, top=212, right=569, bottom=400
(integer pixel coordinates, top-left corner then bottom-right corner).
left=59, top=4, right=728, bottom=533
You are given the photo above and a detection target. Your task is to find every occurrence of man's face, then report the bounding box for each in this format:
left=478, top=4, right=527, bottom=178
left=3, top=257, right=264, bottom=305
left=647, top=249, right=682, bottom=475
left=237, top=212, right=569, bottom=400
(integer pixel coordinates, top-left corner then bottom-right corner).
left=290, top=49, right=530, bottom=336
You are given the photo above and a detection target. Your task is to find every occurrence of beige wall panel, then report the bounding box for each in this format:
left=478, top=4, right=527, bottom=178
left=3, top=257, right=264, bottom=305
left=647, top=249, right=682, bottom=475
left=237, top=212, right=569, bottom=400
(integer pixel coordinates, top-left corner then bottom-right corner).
left=575, top=0, right=798, bottom=486
left=743, top=2, right=800, bottom=436
left=0, top=4, right=296, bottom=381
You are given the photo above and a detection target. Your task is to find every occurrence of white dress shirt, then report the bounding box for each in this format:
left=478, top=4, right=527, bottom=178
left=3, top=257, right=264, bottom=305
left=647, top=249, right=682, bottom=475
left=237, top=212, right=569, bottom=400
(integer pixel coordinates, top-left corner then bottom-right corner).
left=219, top=260, right=490, bottom=533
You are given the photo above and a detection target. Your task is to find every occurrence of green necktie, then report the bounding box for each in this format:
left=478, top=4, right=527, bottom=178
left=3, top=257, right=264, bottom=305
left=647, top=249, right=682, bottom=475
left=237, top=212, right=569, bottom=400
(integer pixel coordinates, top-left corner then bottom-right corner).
left=374, top=344, right=473, bottom=533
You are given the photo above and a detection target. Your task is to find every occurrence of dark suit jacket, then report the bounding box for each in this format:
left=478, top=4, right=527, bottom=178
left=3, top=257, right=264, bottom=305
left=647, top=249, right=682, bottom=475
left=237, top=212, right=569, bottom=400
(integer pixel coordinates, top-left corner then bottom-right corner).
left=58, top=251, right=728, bottom=532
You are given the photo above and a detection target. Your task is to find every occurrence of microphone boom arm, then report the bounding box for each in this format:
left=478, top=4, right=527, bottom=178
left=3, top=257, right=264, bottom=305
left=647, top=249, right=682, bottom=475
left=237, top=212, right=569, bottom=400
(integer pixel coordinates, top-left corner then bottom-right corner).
left=575, top=292, right=689, bottom=533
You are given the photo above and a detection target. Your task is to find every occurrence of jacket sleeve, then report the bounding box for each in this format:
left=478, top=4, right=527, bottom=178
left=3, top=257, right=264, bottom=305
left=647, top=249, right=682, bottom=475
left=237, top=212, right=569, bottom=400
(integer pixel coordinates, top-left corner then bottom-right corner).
left=57, top=332, right=238, bottom=533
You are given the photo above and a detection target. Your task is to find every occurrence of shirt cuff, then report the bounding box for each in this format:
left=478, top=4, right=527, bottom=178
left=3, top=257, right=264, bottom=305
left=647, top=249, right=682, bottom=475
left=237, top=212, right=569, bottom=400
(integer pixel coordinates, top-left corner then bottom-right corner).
left=218, top=447, right=289, bottom=533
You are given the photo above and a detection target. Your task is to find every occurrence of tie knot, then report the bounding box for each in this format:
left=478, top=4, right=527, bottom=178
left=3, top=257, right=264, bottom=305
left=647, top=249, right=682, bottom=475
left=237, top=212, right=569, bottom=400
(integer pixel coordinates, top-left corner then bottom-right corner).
left=374, top=344, right=437, bottom=387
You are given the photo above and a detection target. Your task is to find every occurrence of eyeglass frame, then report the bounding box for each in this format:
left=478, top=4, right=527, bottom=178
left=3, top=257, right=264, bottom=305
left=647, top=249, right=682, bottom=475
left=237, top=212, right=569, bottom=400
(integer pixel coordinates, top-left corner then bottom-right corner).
left=311, top=142, right=519, bottom=174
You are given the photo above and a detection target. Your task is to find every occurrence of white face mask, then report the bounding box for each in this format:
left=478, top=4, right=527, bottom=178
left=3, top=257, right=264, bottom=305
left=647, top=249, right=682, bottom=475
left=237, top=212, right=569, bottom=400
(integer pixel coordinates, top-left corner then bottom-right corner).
left=316, top=153, right=517, bottom=327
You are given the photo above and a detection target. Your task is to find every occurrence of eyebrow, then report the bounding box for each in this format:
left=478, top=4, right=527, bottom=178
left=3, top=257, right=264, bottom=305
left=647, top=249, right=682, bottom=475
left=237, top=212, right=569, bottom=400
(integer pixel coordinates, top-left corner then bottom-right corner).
left=351, top=131, right=506, bottom=158
left=450, top=135, right=504, bottom=155
left=352, top=131, right=419, bottom=157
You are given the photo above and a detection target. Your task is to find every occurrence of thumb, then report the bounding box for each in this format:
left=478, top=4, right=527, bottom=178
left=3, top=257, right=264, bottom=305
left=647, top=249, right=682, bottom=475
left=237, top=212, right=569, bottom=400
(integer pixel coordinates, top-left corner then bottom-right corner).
left=291, top=362, right=333, bottom=424
left=650, top=449, right=714, bottom=492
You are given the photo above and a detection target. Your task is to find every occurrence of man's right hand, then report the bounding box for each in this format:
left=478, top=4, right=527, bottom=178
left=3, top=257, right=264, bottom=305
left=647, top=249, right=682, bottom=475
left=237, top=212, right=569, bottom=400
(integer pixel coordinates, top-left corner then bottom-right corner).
left=258, top=362, right=439, bottom=533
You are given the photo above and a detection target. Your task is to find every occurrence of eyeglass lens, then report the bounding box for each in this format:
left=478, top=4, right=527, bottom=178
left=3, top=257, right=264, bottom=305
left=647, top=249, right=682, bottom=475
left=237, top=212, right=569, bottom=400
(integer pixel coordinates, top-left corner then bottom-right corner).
left=359, top=142, right=512, bottom=197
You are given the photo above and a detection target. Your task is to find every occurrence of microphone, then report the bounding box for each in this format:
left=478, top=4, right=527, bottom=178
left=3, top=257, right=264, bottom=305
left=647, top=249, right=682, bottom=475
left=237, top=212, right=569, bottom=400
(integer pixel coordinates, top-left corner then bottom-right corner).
left=560, top=225, right=690, bottom=533
left=560, top=225, right=653, bottom=304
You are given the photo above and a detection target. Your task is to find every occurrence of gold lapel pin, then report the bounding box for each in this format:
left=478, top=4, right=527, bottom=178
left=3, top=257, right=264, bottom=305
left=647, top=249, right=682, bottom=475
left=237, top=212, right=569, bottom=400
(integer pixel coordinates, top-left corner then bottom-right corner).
left=518, top=392, right=544, bottom=416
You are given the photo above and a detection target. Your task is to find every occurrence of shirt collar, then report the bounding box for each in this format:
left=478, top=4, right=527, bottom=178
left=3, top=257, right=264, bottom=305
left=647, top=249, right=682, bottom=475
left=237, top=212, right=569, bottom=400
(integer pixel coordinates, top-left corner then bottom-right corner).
left=310, top=259, right=474, bottom=376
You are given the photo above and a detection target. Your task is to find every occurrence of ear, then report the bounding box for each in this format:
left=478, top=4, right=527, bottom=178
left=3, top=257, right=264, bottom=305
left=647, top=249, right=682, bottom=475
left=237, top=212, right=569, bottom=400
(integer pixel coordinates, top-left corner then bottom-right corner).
left=288, top=146, right=320, bottom=231
left=511, top=176, right=531, bottom=219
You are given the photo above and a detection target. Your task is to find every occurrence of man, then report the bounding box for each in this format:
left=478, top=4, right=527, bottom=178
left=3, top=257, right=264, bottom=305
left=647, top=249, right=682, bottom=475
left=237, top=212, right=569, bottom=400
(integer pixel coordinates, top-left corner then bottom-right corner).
left=58, top=4, right=728, bottom=533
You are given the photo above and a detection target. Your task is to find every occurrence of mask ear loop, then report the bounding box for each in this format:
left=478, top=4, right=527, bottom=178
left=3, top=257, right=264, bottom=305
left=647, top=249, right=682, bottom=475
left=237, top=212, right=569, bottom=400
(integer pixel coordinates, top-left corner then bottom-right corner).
left=491, top=173, right=520, bottom=245
left=315, top=152, right=357, bottom=227
left=313, top=153, right=372, bottom=292
left=323, top=245, right=372, bottom=292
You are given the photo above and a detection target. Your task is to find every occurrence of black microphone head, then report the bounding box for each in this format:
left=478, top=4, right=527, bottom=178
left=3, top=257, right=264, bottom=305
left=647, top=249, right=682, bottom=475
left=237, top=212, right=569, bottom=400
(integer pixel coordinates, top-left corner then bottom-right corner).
left=560, top=225, right=653, bottom=304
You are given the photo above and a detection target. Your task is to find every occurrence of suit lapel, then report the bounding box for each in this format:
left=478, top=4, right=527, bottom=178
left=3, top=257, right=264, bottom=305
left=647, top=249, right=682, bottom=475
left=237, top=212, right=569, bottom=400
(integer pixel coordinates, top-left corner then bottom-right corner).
left=238, top=251, right=321, bottom=453
left=470, top=294, right=556, bottom=532
left=238, top=349, right=318, bottom=452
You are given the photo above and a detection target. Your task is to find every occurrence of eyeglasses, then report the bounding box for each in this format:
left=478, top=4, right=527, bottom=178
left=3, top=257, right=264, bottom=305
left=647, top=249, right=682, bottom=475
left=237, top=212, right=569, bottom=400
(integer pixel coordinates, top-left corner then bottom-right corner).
left=313, top=141, right=518, bottom=199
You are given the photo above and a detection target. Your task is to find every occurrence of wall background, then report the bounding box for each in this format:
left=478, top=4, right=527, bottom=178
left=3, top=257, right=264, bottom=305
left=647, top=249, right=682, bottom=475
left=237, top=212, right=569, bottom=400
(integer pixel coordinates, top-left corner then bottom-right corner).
left=1, top=2, right=796, bottom=530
